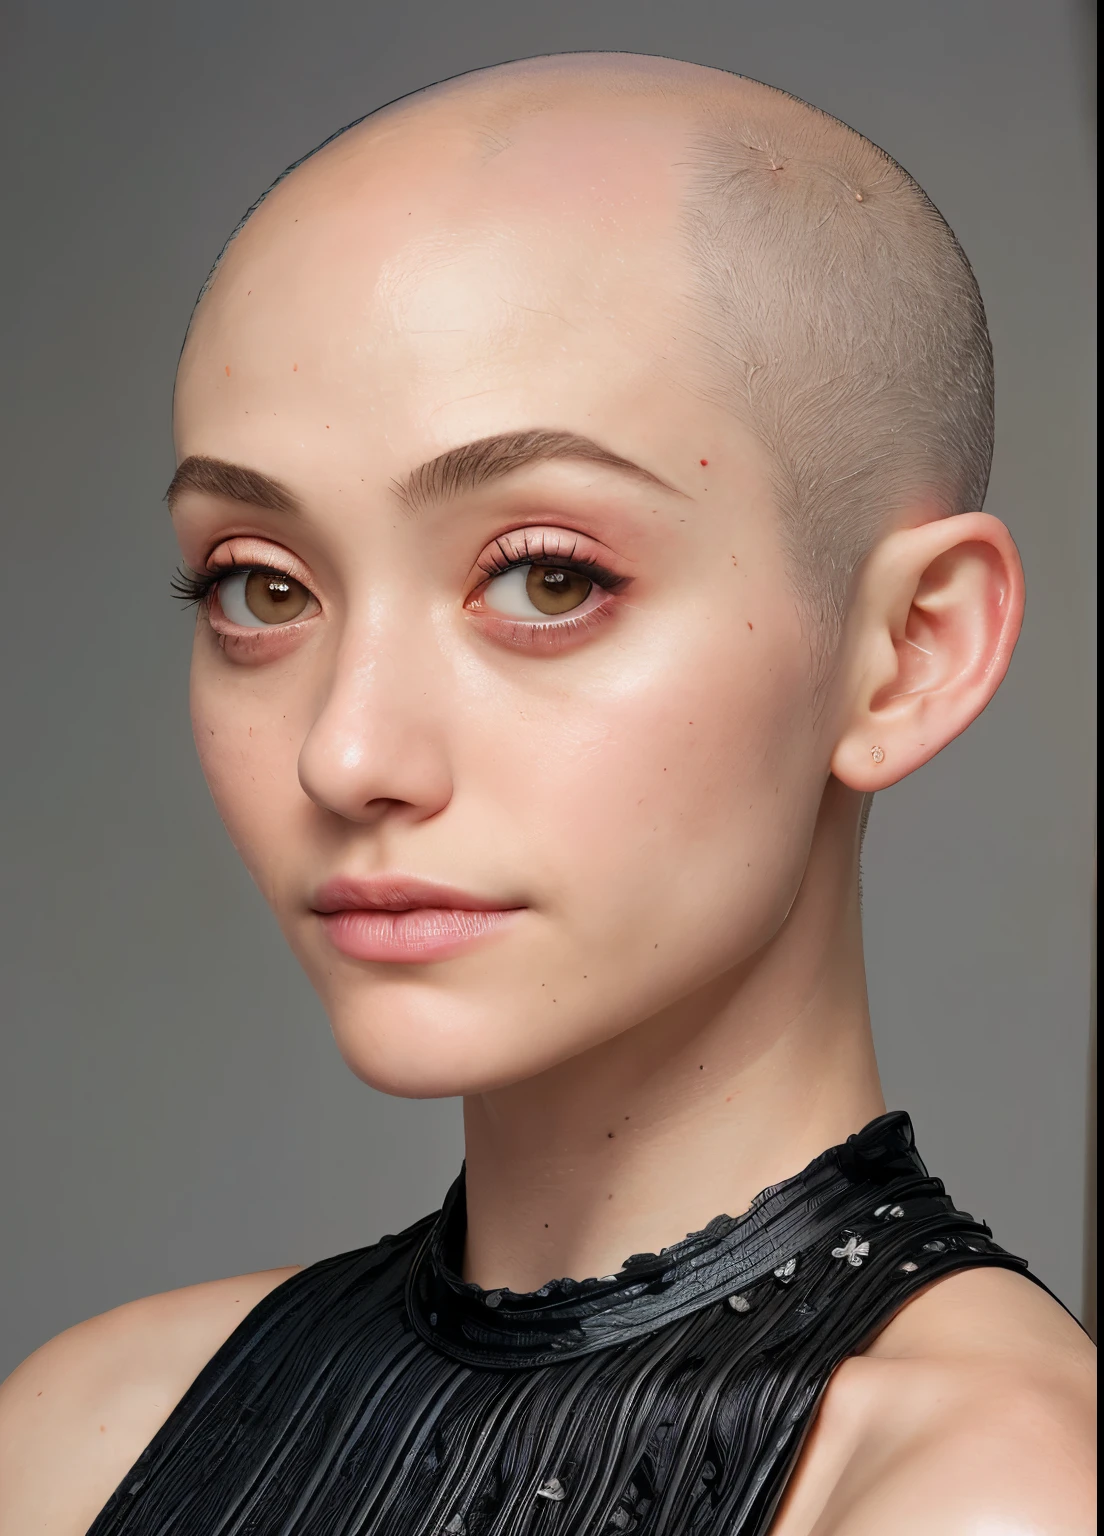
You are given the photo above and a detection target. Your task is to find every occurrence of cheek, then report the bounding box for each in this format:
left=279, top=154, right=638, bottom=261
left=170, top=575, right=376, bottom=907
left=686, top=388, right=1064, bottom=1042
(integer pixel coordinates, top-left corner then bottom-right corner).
left=510, top=627, right=821, bottom=960
left=189, top=649, right=305, bottom=891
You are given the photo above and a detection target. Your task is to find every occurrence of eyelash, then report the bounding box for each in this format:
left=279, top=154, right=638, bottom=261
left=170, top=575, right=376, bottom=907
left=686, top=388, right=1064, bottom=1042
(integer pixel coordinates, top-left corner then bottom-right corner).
left=475, top=531, right=628, bottom=595
left=170, top=562, right=287, bottom=608
left=171, top=537, right=628, bottom=615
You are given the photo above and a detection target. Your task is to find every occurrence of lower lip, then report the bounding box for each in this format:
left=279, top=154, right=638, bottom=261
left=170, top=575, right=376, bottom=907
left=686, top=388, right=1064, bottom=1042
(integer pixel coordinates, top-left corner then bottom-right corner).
left=317, top=906, right=521, bottom=963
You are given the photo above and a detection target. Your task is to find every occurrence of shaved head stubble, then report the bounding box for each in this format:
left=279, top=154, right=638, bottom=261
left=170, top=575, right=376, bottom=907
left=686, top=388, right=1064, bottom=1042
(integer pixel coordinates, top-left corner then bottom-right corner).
left=186, top=52, right=994, bottom=671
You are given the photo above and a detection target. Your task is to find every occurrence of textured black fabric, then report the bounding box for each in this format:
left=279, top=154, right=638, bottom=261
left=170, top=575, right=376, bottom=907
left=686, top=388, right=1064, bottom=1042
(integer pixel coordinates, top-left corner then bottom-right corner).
left=85, top=1112, right=1038, bottom=1536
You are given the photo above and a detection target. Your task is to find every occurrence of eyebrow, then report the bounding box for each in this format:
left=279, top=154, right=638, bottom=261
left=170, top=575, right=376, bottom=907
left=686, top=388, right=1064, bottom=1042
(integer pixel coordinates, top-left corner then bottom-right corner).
left=394, top=430, right=682, bottom=511
left=165, top=430, right=681, bottom=518
left=165, top=455, right=302, bottom=515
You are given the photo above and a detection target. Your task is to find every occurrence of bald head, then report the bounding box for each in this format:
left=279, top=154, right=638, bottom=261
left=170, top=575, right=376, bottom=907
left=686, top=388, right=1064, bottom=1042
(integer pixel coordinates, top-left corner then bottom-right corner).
left=189, top=53, right=992, bottom=657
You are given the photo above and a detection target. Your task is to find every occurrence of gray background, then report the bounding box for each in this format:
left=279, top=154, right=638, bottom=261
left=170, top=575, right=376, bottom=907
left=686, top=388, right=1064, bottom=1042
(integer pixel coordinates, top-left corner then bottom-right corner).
left=0, top=0, right=1095, bottom=1378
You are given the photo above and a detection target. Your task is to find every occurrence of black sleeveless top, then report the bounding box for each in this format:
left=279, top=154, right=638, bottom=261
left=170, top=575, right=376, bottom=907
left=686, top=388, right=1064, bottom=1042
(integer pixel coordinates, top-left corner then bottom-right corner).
left=86, top=1112, right=1041, bottom=1536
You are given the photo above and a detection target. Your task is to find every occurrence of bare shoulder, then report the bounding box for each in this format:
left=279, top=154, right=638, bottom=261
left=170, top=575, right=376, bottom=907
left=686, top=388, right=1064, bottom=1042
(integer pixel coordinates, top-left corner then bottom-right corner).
left=773, top=1267, right=1096, bottom=1536
left=0, top=1264, right=302, bottom=1536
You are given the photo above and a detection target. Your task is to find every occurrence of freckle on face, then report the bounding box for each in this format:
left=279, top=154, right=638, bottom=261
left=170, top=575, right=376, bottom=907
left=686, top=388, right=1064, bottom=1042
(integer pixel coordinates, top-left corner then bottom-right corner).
left=177, top=150, right=820, bottom=1102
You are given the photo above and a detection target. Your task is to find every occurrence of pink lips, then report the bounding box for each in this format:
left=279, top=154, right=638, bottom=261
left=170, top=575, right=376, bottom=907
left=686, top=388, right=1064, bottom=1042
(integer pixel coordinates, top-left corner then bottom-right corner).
left=310, top=877, right=524, bottom=964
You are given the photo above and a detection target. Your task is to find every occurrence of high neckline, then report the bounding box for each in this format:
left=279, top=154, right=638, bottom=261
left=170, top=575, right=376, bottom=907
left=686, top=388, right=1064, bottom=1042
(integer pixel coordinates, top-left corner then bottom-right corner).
left=406, top=1110, right=942, bottom=1369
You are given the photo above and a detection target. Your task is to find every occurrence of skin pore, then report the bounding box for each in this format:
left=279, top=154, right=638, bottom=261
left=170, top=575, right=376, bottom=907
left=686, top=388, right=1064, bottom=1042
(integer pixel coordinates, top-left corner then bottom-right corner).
left=0, top=55, right=1092, bottom=1536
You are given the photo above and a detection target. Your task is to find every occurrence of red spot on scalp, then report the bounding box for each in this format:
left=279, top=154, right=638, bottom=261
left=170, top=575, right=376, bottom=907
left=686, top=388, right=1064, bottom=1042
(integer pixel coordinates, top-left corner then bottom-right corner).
left=224, top=365, right=231, bottom=377
left=292, top=363, right=298, bottom=372
left=747, top=622, right=754, bottom=630
left=700, top=458, right=708, bottom=466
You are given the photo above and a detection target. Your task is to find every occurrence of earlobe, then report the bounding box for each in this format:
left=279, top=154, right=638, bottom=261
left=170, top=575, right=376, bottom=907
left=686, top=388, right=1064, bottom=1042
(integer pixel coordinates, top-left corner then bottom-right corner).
left=831, top=512, right=1025, bottom=791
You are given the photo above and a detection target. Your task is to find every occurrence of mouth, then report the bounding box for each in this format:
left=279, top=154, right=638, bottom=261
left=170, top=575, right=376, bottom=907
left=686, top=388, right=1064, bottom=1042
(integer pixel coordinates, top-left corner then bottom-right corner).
left=309, top=876, right=525, bottom=964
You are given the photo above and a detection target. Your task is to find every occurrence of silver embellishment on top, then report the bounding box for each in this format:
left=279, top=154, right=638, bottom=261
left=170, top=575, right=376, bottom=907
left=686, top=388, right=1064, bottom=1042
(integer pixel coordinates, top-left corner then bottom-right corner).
left=899, top=1260, right=919, bottom=1273
left=727, top=1292, right=752, bottom=1313
left=442, top=1518, right=466, bottom=1535
left=536, top=1478, right=567, bottom=1502
left=875, top=1203, right=905, bottom=1219
left=484, top=1291, right=504, bottom=1308
left=773, top=1257, right=799, bottom=1283
left=922, top=1239, right=947, bottom=1253
left=831, top=1235, right=871, bottom=1267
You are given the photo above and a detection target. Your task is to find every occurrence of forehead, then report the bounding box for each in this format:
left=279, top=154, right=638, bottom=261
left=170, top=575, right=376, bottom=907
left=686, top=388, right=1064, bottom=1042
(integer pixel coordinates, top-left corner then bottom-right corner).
left=175, top=103, right=700, bottom=466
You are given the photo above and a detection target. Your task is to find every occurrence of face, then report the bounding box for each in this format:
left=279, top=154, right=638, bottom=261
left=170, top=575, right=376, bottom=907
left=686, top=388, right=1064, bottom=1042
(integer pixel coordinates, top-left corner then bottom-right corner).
left=171, top=103, right=839, bottom=1098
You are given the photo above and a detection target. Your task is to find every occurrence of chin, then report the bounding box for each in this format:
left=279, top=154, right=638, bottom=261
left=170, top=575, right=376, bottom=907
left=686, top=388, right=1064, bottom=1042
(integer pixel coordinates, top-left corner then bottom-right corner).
left=326, top=1005, right=542, bottom=1100
left=319, top=970, right=648, bottom=1099
left=312, top=968, right=524, bottom=1098
left=287, top=908, right=610, bottom=1098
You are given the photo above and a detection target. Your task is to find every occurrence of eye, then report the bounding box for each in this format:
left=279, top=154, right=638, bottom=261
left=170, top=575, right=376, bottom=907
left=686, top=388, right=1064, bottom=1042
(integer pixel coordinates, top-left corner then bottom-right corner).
left=481, top=563, right=595, bottom=621
left=218, top=569, right=316, bottom=627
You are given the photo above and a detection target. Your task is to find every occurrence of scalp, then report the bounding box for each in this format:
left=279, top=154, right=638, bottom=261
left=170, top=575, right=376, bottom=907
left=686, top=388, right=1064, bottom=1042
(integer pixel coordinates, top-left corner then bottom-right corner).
left=189, top=51, right=993, bottom=668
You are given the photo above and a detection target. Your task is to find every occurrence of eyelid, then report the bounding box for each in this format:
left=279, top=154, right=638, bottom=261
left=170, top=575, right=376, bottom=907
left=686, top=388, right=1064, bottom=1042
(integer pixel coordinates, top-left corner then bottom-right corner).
left=471, top=526, right=631, bottom=591
left=464, top=526, right=630, bottom=648
left=468, top=594, right=618, bottom=651
left=205, top=535, right=317, bottom=590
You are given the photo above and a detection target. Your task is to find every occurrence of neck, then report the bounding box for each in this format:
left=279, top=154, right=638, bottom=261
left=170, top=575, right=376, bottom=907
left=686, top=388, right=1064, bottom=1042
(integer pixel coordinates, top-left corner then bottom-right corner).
left=460, top=780, right=885, bottom=1291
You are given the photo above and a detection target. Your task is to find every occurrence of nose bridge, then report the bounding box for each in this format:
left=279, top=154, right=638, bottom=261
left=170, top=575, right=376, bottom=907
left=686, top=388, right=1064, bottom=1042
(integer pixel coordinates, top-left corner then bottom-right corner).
left=297, top=599, right=454, bottom=823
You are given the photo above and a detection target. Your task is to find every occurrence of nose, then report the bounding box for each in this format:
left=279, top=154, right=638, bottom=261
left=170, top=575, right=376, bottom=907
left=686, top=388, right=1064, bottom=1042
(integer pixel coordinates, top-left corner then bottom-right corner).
left=296, top=625, right=454, bottom=827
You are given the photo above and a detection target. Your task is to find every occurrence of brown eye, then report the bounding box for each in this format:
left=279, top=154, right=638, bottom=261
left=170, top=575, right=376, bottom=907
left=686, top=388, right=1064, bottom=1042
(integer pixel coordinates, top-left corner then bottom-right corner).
left=218, top=569, right=314, bottom=627
left=524, top=564, right=592, bottom=616
left=244, top=571, right=310, bottom=623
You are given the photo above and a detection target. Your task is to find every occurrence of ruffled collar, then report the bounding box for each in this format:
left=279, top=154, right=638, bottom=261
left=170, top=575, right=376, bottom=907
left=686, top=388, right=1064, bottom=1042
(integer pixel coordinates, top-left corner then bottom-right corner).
left=406, top=1111, right=941, bottom=1369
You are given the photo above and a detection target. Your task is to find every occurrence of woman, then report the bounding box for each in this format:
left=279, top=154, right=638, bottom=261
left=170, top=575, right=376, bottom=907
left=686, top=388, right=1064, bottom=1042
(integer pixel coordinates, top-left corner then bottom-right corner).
left=1, top=52, right=1094, bottom=1536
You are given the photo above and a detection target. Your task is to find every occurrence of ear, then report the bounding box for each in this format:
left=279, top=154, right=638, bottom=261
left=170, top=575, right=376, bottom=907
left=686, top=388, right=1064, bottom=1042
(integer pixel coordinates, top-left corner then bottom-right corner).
left=831, top=512, right=1025, bottom=791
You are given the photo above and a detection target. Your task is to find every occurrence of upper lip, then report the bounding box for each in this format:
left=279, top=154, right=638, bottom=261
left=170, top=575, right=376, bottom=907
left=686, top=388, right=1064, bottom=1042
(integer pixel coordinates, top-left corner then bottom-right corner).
left=310, top=876, right=522, bottom=914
